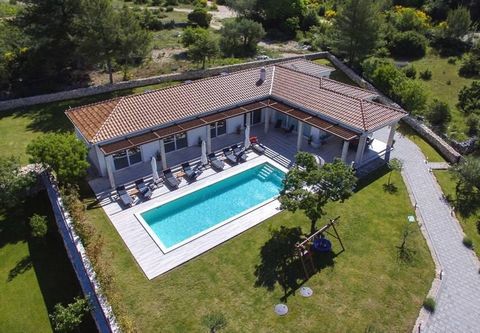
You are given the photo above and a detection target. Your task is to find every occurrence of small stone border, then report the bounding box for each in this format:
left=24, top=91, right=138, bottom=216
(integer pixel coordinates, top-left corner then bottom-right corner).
left=42, top=171, right=120, bottom=333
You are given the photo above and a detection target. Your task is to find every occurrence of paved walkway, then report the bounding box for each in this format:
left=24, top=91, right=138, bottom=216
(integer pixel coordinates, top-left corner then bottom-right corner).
left=392, top=133, right=480, bottom=332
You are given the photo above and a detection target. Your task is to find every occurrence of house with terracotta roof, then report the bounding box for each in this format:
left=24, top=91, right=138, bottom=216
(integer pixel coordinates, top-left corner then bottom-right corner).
left=66, top=59, right=406, bottom=187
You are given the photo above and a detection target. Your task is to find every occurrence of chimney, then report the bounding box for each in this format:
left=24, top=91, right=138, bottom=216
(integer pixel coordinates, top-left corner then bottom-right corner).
left=259, top=67, right=266, bottom=82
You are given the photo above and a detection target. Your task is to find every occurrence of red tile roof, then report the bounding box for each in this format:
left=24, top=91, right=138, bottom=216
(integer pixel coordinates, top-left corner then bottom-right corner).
left=66, top=59, right=405, bottom=144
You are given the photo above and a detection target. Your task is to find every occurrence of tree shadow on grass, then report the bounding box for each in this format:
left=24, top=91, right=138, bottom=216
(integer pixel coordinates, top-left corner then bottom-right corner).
left=254, top=226, right=336, bottom=302
left=382, top=183, right=398, bottom=194
left=7, top=255, right=32, bottom=281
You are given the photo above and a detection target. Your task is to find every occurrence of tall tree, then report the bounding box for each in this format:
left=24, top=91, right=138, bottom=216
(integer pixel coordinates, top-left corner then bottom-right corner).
left=279, top=153, right=357, bottom=233
left=330, top=0, right=383, bottom=65
left=75, top=0, right=120, bottom=84
left=187, top=30, right=219, bottom=69
left=220, top=18, right=265, bottom=57
left=444, top=6, right=472, bottom=40
left=117, top=6, right=152, bottom=81
left=14, top=0, right=81, bottom=81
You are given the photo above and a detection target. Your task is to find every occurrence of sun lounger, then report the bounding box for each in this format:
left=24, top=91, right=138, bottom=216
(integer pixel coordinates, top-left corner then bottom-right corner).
left=231, top=144, right=247, bottom=162
left=163, top=168, right=179, bottom=188
left=252, top=142, right=266, bottom=154
left=208, top=153, right=225, bottom=170
left=223, top=148, right=237, bottom=164
left=116, top=185, right=133, bottom=207
left=182, top=162, right=200, bottom=181
left=135, top=179, right=152, bottom=199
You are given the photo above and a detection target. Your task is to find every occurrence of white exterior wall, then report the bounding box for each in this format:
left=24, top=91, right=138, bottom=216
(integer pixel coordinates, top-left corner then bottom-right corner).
left=95, top=145, right=108, bottom=177
left=227, top=115, right=243, bottom=134
left=141, top=141, right=160, bottom=162
left=187, top=126, right=207, bottom=146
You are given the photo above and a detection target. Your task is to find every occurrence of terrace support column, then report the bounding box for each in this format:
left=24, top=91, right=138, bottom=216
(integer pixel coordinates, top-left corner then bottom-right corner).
left=246, top=112, right=251, bottom=128
left=264, top=108, right=270, bottom=133
left=385, top=123, right=397, bottom=162
left=206, top=125, right=212, bottom=154
left=354, top=135, right=367, bottom=166
left=159, top=139, right=167, bottom=169
left=341, top=140, right=350, bottom=163
left=297, top=121, right=303, bottom=151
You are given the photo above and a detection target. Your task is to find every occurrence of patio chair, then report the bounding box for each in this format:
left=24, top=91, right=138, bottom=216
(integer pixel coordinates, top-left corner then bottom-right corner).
left=116, top=185, right=133, bottom=207
left=135, top=178, right=152, bottom=200
left=208, top=153, right=225, bottom=170
left=182, top=162, right=200, bottom=181
left=223, top=148, right=237, bottom=164
left=163, top=168, right=179, bottom=188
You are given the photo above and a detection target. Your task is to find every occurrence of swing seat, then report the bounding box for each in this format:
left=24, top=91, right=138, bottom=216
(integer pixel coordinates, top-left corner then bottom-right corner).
left=312, top=238, right=332, bottom=252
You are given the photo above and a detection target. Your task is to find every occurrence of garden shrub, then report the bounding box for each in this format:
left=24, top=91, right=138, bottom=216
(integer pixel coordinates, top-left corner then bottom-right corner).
left=419, top=69, right=432, bottom=80
left=476, top=220, right=480, bottom=235
left=151, top=0, right=162, bottom=5
left=426, top=99, right=451, bottom=128
left=466, top=115, right=480, bottom=136
left=29, top=214, right=48, bottom=238
left=165, top=0, right=178, bottom=5
left=447, top=56, right=457, bottom=64
left=459, top=53, right=480, bottom=77
left=457, top=81, right=480, bottom=114
left=165, top=6, right=174, bottom=12
left=389, top=31, right=427, bottom=58
left=188, top=7, right=212, bottom=28
left=463, top=236, right=473, bottom=248
left=423, top=297, right=436, bottom=312
left=403, top=65, right=416, bottom=79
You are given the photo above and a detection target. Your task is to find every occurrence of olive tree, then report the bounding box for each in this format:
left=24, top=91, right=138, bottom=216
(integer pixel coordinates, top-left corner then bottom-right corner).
left=279, top=153, right=357, bottom=233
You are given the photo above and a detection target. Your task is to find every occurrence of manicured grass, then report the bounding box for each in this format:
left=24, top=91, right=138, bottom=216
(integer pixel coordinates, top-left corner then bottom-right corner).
left=433, top=170, right=480, bottom=257
left=314, top=58, right=359, bottom=86
left=82, top=169, right=434, bottom=332
left=0, top=81, right=178, bottom=164
left=0, top=192, right=95, bottom=333
left=408, top=50, right=478, bottom=141
left=397, top=122, right=446, bottom=163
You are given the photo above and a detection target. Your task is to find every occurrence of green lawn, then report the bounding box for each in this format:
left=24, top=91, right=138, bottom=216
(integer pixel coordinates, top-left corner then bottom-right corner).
left=397, top=122, right=446, bottom=163
left=0, top=81, right=178, bottom=164
left=82, top=169, right=434, bottom=332
left=0, top=192, right=95, bottom=333
left=433, top=170, right=480, bottom=257
left=408, top=50, right=478, bottom=141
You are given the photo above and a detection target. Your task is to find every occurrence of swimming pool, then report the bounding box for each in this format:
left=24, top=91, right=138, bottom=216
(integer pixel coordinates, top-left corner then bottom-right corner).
left=138, top=162, right=285, bottom=252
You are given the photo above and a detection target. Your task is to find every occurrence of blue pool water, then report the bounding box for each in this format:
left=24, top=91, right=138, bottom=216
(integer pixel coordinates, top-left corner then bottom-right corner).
left=141, top=163, right=285, bottom=249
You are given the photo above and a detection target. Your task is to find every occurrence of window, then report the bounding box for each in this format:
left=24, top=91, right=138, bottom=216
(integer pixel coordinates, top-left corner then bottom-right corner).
left=210, top=122, right=226, bottom=138
left=164, top=132, right=188, bottom=153
left=112, top=147, right=142, bottom=170
left=176, top=132, right=187, bottom=149
left=127, top=147, right=142, bottom=165
left=164, top=135, right=175, bottom=153
left=113, top=151, right=129, bottom=170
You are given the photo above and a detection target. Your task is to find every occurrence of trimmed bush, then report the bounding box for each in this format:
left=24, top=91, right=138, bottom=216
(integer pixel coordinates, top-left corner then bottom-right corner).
left=29, top=214, right=48, bottom=238
left=389, top=31, right=427, bottom=59
left=459, top=53, right=480, bottom=77
left=419, top=69, right=432, bottom=80
left=188, top=7, right=212, bottom=28
left=423, top=297, right=436, bottom=312
left=466, top=115, right=480, bottom=136
left=463, top=236, right=473, bottom=248
left=165, top=6, right=174, bottom=12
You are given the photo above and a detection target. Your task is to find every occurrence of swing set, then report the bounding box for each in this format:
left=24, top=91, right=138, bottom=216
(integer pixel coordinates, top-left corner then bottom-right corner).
left=295, top=216, right=344, bottom=279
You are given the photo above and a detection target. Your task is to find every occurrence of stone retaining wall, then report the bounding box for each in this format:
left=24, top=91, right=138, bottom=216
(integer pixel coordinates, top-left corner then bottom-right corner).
left=42, top=172, right=119, bottom=333
left=0, top=52, right=328, bottom=112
